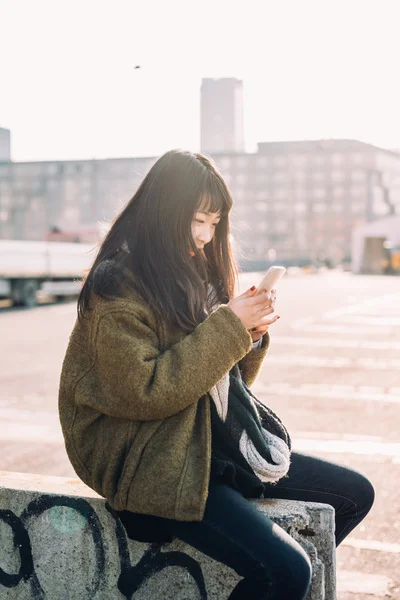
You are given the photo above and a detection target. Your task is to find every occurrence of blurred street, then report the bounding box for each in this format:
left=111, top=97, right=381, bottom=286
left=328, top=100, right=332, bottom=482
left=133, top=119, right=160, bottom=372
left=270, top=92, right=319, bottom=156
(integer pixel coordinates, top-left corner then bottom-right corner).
left=0, top=270, right=399, bottom=599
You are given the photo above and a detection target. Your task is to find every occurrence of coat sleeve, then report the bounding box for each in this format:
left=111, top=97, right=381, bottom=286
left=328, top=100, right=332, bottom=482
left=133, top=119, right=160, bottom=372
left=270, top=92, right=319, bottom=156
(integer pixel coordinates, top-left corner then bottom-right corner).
left=238, top=331, right=270, bottom=387
left=87, top=304, right=253, bottom=421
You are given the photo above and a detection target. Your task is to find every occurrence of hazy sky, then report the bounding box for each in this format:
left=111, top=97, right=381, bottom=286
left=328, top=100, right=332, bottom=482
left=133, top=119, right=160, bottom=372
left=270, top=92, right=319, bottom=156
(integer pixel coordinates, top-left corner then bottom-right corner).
left=1, top=0, right=400, bottom=162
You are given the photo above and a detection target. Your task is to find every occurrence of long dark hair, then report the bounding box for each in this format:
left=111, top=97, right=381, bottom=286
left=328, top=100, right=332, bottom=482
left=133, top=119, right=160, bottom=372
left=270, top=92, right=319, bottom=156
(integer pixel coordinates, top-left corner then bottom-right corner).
left=78, top=149, right=238, bottom=333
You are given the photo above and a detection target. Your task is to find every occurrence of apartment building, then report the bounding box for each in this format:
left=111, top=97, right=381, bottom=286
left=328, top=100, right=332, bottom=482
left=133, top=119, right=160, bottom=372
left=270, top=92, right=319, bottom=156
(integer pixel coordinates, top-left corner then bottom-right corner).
left=214, top=139, right=400, bottom=267
left=0, top=157, right=156, bottom=241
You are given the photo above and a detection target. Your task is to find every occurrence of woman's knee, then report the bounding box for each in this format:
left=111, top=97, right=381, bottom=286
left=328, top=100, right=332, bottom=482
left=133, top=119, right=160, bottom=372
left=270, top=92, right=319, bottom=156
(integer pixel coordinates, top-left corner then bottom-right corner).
left=241, top=560, right=311, bottom=600
left=364, top=476, right=375, bottom=513
left=353, top=472, right=375, bottom=515
left=287, top=550, right=312, bottom=597
left=256, top=546, right=312, bottom=599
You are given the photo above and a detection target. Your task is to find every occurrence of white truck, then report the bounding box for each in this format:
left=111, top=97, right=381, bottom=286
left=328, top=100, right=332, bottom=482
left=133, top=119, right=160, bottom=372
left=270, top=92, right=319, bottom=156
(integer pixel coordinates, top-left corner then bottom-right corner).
left=0, top=240, right=96, bottom=308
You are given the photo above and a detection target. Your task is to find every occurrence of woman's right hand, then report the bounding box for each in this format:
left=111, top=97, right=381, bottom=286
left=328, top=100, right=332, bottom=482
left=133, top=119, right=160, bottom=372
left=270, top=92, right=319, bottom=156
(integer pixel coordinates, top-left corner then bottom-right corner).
left=227, top=286, right=277, bottom=330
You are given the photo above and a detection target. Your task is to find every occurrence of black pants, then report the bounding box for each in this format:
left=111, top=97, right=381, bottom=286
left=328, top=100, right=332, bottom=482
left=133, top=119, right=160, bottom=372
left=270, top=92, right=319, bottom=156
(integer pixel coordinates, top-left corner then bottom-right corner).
left=159, top=452, right=375, bottom=600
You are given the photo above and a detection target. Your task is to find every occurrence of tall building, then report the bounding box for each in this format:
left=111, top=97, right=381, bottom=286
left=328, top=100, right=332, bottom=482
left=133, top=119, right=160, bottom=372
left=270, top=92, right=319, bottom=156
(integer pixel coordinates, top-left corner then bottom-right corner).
left=200, top=78, right=244, bottom=154
left=0, top=128, right=11, bottom=162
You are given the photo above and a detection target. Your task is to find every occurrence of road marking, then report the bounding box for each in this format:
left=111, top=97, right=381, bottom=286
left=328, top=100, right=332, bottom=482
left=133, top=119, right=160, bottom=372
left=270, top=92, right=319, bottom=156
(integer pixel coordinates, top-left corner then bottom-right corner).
left=291, top=292, right=400, bottom=334
left=322, top=293, right=400, bottom=318
left=324, top=293, right=400, bottom=311
left=342, top=538, right=400, bottom=554
left=339, top=315, right=400, bottom=326
left=337, top=570, right=392, bottom=596
left=0, top=421, right=63, bottom=443
left=253, top=382, right=400, bottom=403
left=291, top=324, right=393, bottom=335
left=295, top=431, right=383, bottom=441
left=293, top=438, right=400, bottom=457
left=336, top=307, right=400, bottom=317
left=266, top=355, right=400, bottom=369
left=0, top=408, right=62, bottom=442
left=273, top=336, right=400, bottom=350
left=0, top=407, right=59, bottom=422
left=286, top=430, right=400, bottom=457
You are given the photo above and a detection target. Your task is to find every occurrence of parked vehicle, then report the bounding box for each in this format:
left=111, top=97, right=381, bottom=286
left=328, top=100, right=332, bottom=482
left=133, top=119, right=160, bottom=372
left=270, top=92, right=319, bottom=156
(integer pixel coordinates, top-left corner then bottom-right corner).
left=0, top=240, right=96, bottom=307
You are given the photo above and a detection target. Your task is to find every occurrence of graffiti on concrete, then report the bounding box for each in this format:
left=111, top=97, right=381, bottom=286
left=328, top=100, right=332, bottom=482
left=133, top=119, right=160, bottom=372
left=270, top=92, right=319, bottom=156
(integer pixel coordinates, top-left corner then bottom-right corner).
left=106, top=504, right=207, bottom=599
left=0, top=496, right=207, bottom=599
left=0, top=496, right=105, bottom=599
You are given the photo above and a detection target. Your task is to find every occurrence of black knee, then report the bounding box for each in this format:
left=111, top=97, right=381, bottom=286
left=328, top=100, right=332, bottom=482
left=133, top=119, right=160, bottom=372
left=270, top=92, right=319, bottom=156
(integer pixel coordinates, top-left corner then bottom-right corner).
left=365, top=476, right=375, bottom=513
left=288, top=551, right=312, bottom=598
left=230, top=555, right=311, bottom=600
left=355, top=473, right=375, bottom=516
left=264, top=550, right=312, bottom=599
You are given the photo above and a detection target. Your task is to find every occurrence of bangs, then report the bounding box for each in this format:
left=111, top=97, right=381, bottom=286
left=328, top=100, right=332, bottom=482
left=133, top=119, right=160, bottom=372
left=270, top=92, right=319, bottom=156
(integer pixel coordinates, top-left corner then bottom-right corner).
left=197, top=171, right=232, bottom=216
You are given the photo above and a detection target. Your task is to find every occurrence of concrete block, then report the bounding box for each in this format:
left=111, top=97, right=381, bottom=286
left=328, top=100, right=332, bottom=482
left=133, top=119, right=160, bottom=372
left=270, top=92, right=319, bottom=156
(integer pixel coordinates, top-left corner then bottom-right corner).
left=0, top=471, right=336, bottom=599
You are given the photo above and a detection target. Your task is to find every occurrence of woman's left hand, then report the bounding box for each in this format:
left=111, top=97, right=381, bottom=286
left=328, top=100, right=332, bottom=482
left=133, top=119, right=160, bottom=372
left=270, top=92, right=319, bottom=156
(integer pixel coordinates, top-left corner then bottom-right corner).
left=249, top=288, right=280, bottom=342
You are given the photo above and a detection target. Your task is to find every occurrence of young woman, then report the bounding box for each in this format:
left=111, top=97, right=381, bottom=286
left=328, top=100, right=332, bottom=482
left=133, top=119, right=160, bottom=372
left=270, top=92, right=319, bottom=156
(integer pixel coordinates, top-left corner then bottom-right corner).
left=59, top=149, right=374, bottom=600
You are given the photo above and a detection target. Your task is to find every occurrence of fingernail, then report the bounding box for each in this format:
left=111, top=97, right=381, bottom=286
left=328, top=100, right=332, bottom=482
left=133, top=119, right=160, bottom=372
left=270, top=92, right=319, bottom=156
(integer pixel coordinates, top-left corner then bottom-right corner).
left=250, top=286, right=256, bottom=291
left=277, top=316, right=281, bottom=319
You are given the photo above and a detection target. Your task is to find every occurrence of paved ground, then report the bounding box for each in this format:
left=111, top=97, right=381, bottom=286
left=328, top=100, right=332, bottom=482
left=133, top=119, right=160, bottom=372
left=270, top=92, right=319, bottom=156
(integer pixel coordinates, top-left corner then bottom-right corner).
left=1, top=270, right=399, bottom=599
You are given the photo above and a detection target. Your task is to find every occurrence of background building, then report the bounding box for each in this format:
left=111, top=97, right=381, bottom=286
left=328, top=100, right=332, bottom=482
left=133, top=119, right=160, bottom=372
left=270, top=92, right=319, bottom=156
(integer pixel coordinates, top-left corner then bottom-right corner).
left=0, top=128, right=11, bottom=162
left=200, top=78, right=245, bottom=154
left=216, top=139, right=400, bottom=269
left=1, top=139, right=400, bottom=270
left=0, top=157, right=156, bottom=241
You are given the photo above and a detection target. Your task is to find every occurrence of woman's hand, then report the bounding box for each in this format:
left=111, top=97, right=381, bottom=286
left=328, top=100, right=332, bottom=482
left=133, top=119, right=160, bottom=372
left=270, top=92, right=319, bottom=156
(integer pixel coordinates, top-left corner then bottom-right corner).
left=250, top=288, right=280, bottom=342
left=227, top=286, right=279, bottom=332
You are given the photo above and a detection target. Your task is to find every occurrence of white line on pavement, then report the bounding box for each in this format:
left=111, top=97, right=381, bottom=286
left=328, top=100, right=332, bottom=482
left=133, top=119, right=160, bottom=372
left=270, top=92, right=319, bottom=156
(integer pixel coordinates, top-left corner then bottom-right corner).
left=0, top=408, right=62, bottom=442
left=342, top=538, right=400, bottom=554
left=337, top=570, right=392, bottom=596
left=293, top=437, right=400, bottom=457
left=291, top=324, right=393, bottom=335
left=0, top=407, right=59, bottom=422
left=273, top=336, right=400, bottom=350
left=0, top=421, right=63, bottom=443
left=266, top=355, right=400, bottom=369
left=323, top=293, right=400, bottom=317
left=339, top=315, right=400, bottom=326
left=253, top=382, right=400, bottom=403
left=295, top=431, right=383, bottom=441
left=334, top=307, right=400, bottom=317
left=291, top=293, right=400, bottom=334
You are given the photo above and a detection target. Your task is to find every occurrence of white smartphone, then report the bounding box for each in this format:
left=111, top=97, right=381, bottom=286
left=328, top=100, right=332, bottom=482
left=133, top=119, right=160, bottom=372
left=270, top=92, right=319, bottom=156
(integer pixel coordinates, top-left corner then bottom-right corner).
left=257, top=266, right=286, bottom=293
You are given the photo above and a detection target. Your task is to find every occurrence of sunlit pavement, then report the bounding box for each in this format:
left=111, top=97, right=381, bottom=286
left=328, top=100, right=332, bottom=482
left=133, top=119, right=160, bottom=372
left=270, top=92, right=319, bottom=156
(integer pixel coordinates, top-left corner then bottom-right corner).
left=1, top=270, right=399, bottom=599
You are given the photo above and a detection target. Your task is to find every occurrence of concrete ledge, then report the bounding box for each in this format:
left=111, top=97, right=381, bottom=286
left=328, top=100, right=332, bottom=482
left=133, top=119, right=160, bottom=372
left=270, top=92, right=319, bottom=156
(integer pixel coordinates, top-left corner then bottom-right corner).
left=0, top=471, right=336, bottom=599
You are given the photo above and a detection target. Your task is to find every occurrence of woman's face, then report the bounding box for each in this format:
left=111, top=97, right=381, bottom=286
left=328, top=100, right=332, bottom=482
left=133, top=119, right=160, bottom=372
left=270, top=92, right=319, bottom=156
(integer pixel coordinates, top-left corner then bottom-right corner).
left=190, top=210, right=221, bottom=256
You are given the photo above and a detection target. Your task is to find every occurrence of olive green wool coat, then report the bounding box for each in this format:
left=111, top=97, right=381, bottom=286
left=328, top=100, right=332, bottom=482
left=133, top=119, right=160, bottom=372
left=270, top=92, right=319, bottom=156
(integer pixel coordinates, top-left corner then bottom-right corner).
left=58, top=291, right=270, bottom=521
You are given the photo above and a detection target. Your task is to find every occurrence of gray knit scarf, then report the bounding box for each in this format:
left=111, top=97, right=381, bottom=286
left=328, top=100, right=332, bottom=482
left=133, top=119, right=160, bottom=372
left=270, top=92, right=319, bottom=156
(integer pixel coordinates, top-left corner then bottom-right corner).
left=209, top=364, right=291, bottom=484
